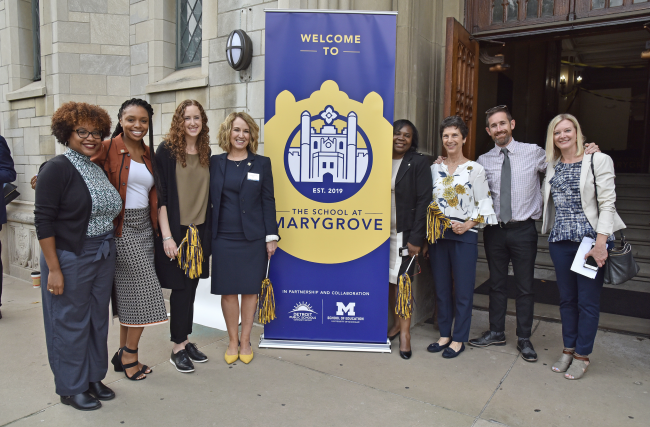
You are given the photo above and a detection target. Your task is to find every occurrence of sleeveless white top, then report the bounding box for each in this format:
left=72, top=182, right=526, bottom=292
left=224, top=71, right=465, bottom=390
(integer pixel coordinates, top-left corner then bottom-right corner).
left=125, top=160, right=154, bottom=209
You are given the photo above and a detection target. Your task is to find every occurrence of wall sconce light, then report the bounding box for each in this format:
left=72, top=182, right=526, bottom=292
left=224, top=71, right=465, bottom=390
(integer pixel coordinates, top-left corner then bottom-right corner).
left=226, top=30, right=253, bottom=71
left=576, top=75, right=582, bottom=83
left=560, top=75, right=566, bottom=85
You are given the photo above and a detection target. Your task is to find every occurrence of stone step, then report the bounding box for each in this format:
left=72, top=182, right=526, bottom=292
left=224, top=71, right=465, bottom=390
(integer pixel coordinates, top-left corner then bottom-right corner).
left=477, top=245, right=650, bottom=281
left=478, top=233, right=650, bottom=260
left=615, top=184, right=650, bottom=198
left=615, top=173, right=650, bottom=186
left=616, top=197, right=650, bottom=212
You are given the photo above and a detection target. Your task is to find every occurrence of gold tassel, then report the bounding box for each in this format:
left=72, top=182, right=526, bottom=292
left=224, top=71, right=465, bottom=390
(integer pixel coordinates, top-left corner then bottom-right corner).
left=257, top=259, right=276, bottom=324
left=395, top=256, right=416, bottom=319
left=426, top=200, right=451, bottom=244
left=177, top=224, right=203, bottom=279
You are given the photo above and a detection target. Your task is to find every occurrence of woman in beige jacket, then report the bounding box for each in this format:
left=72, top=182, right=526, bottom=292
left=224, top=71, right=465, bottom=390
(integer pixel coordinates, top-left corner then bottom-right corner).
left=541, top=114, right=625, bottom=380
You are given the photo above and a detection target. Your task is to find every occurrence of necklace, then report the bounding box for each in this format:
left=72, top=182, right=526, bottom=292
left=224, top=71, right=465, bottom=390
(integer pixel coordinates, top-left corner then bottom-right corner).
left=234, top=160, right=244, bottom=167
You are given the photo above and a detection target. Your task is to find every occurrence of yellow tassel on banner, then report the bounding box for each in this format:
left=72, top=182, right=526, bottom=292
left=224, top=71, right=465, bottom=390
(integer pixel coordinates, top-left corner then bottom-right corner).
left=395, top=256, right=415, bottom=319
left=177, top=224, right=203, bottom=279
left=426, top=200, right=451, bottom=244
left=257, top=260, right=276, bottom=324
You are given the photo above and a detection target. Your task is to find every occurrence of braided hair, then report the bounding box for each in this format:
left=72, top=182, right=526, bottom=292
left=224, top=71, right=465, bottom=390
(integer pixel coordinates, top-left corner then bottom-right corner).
left=109, top=98, right=161, bottom=198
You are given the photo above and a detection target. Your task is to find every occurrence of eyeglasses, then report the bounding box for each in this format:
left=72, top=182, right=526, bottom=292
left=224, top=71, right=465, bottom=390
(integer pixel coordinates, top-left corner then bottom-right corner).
left=485, top=105, right=509, bottom=115
left=75, top=128, right=102, bottom=140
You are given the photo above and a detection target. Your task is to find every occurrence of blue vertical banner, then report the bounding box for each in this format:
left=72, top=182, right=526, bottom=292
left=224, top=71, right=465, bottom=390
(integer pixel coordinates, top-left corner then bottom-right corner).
left=262, top=10, right=396, bottom=349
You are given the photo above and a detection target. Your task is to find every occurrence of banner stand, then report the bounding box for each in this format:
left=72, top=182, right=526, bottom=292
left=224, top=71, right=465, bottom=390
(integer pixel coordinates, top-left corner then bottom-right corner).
left=259, top=334, right=392, bottom=353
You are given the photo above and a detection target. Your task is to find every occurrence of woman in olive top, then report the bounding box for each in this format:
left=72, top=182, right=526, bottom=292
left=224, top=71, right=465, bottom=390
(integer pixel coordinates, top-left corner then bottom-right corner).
left=35, top=102, right=122, bottom=411
left=155, top=100, right=212, bottom=373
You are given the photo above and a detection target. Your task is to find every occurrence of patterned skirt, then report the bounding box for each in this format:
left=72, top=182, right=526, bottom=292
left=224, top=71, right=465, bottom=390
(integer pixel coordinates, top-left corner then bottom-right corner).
left=114, top=207, right=168, bottom=327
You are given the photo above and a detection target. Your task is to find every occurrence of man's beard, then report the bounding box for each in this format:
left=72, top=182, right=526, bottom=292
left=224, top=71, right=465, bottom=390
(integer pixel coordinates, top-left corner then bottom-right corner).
left=493, top=133, right=510, bottom=146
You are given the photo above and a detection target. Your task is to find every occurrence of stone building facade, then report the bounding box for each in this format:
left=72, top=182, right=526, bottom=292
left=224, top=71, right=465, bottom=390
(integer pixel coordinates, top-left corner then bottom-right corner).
left=1, top=0, right=463, bottom=323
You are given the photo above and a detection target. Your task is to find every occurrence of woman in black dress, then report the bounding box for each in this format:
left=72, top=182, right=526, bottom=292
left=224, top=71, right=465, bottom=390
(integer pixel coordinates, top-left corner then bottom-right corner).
left=210, top=112, right=278, bottom=365
left=155, top=100, right=212, bottom=373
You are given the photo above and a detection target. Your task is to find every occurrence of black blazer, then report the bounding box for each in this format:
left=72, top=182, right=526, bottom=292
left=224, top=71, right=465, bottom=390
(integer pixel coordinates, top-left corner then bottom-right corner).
left=210, top=151, right=278, bottom=241
left=154, top=142, right=212, bottom=289
left=0, top=135, right=17, bottom=229
left=394, top=150, right=433, bottom=248
left=34, top=155, right=93, bottom=255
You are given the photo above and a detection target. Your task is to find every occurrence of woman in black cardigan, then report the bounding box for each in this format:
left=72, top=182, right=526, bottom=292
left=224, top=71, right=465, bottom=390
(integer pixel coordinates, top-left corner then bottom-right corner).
left=155, top=100, right=212, bottom=373
left=386, top=119, right=433, bottom=359
left=35, top=102, right=122, bottom=410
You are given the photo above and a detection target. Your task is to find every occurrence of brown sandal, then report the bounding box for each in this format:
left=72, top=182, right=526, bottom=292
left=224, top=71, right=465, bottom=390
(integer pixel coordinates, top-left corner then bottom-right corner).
left=565, top=354, right=590, bottom=380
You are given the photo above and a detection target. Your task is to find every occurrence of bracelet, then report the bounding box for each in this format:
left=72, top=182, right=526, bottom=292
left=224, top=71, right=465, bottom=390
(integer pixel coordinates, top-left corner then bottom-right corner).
left=162, top=236, right=173, bottom=242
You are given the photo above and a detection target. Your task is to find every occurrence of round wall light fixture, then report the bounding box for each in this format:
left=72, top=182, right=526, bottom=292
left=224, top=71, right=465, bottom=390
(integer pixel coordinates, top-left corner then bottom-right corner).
left=226, top=29, right=253, bottom=71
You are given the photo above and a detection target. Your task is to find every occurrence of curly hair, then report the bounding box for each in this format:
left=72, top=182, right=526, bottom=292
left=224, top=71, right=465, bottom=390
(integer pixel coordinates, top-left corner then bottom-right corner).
left=163, top=99, right=210, bottom=167
left=218, top=112, right=259, bottom=154
left=51, top=102, right=112, bottom=145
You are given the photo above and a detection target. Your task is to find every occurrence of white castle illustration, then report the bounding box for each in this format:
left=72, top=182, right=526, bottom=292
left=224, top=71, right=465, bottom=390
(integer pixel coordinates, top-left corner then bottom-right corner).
left=288, top=106, right=369, bottom=183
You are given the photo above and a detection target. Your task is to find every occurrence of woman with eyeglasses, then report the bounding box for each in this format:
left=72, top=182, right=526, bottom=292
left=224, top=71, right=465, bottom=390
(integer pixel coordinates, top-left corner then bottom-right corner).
left=35, top=102, right=123, bottom=411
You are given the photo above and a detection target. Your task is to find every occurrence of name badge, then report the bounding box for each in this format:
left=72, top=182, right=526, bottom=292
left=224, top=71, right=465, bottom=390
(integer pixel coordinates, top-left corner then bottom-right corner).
left=247, top=172, right=260, bottom=181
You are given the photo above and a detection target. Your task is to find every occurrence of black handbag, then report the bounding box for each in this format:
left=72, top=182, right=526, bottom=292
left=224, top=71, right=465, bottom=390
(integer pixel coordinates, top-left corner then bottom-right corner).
left=3, top=183, right=19, bottom=205
left=590, top=156, right=640, bottom=285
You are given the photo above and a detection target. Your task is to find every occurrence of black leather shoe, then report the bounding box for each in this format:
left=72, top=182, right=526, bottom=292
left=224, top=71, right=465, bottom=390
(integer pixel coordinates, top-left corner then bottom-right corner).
left=399, top=349, right=412, bottom=359
left=468, top=330, right=506, bottom=347
left=427, top=338, right=452, bottom=353
left=60, top=392, right=101, bottom=411
left=87, top=381, right=115, bottom=401
left=442, top=343, right=465, bottom=359
left=517, top=338, right=538, bottom=362
left=185, top=342, right=208, bottom=363
left=169, top=349, right=195, bottom=373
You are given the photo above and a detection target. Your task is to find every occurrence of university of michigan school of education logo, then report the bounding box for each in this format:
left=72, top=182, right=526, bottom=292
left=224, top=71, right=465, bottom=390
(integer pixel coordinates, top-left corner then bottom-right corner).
left=285, top=105, right=372, bottom=203
left=265, top=80, right=392, bottom=264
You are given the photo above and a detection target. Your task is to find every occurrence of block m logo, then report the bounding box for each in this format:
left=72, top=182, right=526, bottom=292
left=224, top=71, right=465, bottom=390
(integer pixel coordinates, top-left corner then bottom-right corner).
left=336, top=302, right=356, bottom=316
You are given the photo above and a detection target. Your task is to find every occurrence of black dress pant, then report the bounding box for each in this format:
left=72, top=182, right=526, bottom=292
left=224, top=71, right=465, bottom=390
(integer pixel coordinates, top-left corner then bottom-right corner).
left=169, top=274, right=200, bottom=344
left=483, top=219, right=537, bottom=338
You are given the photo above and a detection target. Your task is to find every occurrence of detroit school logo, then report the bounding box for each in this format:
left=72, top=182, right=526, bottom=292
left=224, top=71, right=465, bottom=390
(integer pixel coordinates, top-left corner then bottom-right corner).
left=285, top=106, right=372, bottom=203
left=289, top=301, right=318, bottom=322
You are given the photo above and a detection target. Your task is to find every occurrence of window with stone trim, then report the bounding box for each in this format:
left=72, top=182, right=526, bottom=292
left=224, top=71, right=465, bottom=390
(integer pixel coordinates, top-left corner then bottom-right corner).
left=177, top=0, right=202, bottom=69
left=32, top=0, right=41, bottom=81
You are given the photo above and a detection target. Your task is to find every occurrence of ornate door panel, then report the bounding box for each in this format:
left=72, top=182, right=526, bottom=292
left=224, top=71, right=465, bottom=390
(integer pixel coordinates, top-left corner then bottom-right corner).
left=443, top=18, right=480, bottom=160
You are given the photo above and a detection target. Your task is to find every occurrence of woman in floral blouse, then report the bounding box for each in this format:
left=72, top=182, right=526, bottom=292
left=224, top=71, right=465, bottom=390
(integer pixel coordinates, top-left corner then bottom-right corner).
left=424, top=116, right=497, bottom=359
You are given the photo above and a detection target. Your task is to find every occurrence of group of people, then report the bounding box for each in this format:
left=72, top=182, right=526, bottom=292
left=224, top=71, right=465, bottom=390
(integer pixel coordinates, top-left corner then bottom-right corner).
left=32, top=99, right=278, bottom=411
left=15, top=99, right=621, bottom=411
left=388, top=106, right=623, bottom=383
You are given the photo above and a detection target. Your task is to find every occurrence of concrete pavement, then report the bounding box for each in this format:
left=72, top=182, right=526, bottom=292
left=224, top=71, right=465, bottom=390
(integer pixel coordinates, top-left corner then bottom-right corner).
left=1, top=275, right=648, bottom=427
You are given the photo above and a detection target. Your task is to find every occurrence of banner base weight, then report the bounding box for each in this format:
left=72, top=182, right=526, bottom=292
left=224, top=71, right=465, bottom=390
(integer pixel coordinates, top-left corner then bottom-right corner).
left=259, top=334, right=392, bottom=353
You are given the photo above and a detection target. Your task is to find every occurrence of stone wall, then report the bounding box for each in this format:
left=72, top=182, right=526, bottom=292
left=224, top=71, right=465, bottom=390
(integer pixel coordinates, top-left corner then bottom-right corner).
left=1, top=0, right=464, bottom=325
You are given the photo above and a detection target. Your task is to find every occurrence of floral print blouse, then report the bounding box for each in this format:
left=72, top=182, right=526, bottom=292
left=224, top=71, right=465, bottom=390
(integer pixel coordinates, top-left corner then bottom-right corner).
left=431, top=161, right=497, bottom=232
left=64, top=149, right=122, bottom=237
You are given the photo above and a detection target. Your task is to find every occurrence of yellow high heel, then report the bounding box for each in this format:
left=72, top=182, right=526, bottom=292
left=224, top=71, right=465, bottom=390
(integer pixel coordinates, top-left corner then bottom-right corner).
left=239, top=342, right=254, bottom=364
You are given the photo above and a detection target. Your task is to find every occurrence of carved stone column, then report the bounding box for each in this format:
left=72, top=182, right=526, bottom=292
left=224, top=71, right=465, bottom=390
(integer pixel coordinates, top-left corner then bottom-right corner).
left=5, top=201, right=40, bottom=282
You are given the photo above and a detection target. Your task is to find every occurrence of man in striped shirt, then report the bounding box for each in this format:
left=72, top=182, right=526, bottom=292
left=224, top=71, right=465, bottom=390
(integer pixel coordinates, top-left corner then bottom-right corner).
left=467, top=106, right=598, bottom=362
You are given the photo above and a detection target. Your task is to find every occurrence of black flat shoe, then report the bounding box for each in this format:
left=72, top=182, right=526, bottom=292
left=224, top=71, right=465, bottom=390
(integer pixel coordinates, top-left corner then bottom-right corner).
left=442, top=343, right=465, bottom=359
left=170, top=349, right=195, bottom=373
left=60, top=392, right=101, bottom=411
left=399, top=350, right=412, bottom=359
left=468, top=330, right=506, bottom=348
left=517, top=338, right=538, bottom=362
left=427, top=338, right=452, bottom=353
left=388, top=331, right=399, bottom=341
left=185, top=342, right=208, bottom=363
left=87, top=381, right=115, bottom=401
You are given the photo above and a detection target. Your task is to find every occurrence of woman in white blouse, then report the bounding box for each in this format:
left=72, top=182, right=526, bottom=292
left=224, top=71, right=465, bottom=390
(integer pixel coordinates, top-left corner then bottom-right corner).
left=424, top=116, right=497, bottom=359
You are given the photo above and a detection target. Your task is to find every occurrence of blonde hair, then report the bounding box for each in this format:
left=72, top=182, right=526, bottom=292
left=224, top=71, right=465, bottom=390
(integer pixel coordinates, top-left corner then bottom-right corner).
left=218, top=112, right=259, bottom=154
left=545, top=114, right=586, bottom=163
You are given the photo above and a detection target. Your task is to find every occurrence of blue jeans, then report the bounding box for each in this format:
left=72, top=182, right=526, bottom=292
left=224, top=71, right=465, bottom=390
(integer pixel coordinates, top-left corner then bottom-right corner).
left=549, top=240, right=608, bottom=355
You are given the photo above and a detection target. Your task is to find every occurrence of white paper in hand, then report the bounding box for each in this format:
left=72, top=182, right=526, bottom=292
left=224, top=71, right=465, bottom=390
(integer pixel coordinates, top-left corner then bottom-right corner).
left=570, top=237, right=598, bottom=279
